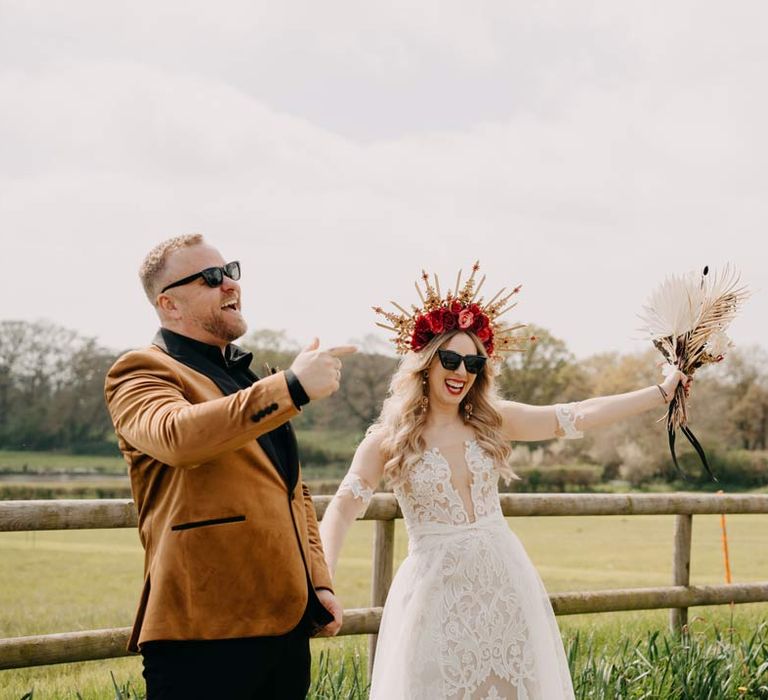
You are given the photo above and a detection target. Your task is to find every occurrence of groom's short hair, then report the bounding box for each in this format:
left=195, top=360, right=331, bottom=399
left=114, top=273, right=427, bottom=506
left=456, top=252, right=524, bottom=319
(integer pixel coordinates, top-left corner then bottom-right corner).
left=139, top=233, right=205, bottom=304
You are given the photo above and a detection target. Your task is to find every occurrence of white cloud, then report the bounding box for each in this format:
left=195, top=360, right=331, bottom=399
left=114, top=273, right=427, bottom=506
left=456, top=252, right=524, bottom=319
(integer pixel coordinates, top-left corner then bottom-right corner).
left=0, top=1, right=765, bottom=359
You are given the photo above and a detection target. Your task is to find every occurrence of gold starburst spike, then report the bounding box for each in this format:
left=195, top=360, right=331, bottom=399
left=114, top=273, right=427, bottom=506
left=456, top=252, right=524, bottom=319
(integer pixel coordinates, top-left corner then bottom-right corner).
left=454, top=261, right=480, bottom=305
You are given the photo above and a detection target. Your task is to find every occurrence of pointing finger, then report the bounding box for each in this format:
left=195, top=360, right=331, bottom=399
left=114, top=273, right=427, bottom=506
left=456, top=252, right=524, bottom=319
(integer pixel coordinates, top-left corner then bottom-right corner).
left=326, top=345, right=358, bottom=358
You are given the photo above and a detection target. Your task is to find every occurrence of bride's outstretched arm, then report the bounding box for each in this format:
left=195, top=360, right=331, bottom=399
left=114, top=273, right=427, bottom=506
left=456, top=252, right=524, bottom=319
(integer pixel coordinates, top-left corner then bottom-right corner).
left=320, top=431, right=386, bottom=577
left=499, top=368, right=689, bottom=442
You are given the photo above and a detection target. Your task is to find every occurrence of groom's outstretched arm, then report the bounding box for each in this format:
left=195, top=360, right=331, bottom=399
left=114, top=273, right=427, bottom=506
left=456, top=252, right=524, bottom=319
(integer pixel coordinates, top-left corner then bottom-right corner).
left=106, top=349, right=299, bottom=468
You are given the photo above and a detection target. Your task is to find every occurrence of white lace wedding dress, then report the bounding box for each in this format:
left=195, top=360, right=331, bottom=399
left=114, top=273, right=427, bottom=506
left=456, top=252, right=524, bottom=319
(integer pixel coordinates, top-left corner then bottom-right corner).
left=366, top=440, right=575, bottom=699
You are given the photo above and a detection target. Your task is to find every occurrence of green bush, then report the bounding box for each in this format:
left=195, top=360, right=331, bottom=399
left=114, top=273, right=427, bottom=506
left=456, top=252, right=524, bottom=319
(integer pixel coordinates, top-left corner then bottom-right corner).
left=509, top=466, right=601, bottom=493
left=296, top=431, right=357, bottom=469
left=676, top=449, right=768, bottom=488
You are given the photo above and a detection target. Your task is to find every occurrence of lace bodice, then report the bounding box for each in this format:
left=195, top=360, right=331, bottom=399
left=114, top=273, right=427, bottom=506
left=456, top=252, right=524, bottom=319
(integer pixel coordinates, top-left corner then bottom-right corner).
left=394, top=440, right=502, bottom=530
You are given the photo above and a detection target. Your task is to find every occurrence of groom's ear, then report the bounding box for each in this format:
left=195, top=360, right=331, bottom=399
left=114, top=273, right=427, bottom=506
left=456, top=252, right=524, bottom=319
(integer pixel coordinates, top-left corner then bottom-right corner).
left=156, top=293, right=180, bottom=320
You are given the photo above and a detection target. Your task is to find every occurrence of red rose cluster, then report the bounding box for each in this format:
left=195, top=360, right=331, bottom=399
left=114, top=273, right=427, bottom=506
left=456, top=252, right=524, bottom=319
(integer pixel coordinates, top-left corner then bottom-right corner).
left=411, top=299, right=493, bottom=354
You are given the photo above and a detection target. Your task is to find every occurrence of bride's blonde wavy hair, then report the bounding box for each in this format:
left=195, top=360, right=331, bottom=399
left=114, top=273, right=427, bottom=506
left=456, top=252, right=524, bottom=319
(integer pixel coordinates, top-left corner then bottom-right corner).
left=369, top=330, right=516, bottom=487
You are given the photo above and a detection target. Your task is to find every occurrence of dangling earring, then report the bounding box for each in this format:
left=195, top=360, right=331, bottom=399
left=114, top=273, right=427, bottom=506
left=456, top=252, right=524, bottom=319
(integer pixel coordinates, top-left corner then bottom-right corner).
left=463, top=401, right=473, bottom=421
left=421, top=371, right=430, bottom=413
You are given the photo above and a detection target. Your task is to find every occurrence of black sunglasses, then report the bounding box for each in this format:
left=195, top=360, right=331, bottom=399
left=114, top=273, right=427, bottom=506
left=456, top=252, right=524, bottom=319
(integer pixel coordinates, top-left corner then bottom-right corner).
left=437, top=349, right=487, bottom=375
left=160, top=261, right=241, bottom=293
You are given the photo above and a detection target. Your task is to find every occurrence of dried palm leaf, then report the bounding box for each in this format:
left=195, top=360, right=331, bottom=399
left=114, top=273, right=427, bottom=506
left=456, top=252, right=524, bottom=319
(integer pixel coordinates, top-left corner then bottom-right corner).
left=639, top=265, right=749, bottom=480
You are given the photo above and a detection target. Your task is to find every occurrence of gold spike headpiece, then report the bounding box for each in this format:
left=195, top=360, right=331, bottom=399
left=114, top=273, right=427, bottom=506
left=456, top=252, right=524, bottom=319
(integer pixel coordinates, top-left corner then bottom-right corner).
left=373, top=261, right=533, bottom=359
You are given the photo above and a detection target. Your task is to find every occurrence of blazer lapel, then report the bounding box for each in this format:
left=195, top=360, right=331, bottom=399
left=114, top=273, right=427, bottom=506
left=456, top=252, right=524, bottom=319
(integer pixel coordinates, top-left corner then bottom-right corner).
left=275, top=421, right=300, bottom=492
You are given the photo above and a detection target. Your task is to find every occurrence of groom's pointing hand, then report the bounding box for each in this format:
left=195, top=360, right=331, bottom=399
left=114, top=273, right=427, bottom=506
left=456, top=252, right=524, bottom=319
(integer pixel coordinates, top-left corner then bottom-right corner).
left=290, top=337, right=357, bottom=400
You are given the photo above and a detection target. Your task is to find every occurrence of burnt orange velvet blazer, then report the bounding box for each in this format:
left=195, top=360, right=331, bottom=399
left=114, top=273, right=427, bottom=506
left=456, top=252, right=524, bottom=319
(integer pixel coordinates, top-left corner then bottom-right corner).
left=105, top=344, right=333, bottom=652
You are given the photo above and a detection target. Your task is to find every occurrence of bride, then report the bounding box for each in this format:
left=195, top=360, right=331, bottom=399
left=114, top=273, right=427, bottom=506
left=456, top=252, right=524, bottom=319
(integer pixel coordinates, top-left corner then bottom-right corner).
left=319, top=264, right=686, bottom=699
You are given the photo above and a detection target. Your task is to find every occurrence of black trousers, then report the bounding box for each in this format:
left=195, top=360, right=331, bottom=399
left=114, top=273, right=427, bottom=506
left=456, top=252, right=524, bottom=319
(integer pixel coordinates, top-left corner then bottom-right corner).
left=141, top=626, right=311, bottom=700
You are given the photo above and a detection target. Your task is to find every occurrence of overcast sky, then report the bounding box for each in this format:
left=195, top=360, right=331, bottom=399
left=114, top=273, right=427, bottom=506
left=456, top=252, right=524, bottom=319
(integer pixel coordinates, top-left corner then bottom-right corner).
left=1, top=1, right=765, bottom=359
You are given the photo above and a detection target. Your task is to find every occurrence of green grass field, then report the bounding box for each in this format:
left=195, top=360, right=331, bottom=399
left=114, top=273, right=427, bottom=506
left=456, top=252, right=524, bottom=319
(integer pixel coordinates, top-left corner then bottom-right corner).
left=1, top=512, right=767, bottom=698
left=0, top=451, right=127, bottom=476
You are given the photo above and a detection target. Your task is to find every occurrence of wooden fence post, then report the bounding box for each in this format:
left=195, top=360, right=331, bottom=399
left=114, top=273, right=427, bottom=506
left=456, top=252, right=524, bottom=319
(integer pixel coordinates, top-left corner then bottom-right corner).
left=670, top=513, right=693, bottom=633
left=368, top=519, right=395, bottom=680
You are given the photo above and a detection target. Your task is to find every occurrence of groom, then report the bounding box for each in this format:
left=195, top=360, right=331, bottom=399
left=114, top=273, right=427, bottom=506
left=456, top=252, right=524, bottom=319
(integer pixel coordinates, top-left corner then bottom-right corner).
left=105, top=234, right=353, bottom=699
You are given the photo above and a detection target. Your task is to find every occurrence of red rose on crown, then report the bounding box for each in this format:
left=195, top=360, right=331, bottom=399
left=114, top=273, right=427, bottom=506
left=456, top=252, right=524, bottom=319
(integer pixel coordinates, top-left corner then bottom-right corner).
left=472, top=313, right=489, bottom=332
left=412, top=333, right=430, bottom=350
left=411, top=316, right=433, bottom=351
left=414, top=316, right=431, bottom=335
left=442, top=309, right=457, bottom=330
left=427, top=310, right=444, bottom=334
left=458, top=309, right=474, bottom=329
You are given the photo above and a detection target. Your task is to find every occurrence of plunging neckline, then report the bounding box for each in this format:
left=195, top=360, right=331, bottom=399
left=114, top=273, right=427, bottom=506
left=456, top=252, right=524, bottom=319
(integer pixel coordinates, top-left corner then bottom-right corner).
left=423, top=439, right=481, bottom=524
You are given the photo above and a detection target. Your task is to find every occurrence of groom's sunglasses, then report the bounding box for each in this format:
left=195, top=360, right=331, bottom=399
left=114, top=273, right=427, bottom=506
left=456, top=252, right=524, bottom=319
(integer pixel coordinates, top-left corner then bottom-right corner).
left=437, top=349, right=487, bottom=375
left=160, top=261, right=241, bottom=293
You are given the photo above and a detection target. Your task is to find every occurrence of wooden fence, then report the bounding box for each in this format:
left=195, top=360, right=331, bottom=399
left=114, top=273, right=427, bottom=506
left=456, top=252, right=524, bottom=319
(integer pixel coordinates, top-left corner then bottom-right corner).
left=1, top=493, right=768, bottom=673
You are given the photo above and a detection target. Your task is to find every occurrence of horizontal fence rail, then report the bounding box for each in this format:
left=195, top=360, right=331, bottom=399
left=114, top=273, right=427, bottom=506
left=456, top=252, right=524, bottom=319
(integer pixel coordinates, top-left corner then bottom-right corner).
left=4, top=493, right=768, bottom=531
left=1, top=493, right=768, bottom=671
left=0, top=609, right=384, bottom=671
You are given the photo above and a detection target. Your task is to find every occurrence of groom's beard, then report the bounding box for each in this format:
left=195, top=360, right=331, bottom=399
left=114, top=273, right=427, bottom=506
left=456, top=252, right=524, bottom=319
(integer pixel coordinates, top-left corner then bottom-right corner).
left=198, top=309, right=247, bottom=343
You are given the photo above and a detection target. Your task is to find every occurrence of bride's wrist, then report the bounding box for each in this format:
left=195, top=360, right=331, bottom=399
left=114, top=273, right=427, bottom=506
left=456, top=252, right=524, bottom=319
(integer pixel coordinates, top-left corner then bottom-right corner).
left=658, top=373, right=683, bottom=402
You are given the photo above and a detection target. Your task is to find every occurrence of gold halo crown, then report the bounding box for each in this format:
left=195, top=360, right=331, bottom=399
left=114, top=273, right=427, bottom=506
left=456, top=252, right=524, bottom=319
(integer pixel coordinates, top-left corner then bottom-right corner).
left=373, top=261, right=533, bottom=359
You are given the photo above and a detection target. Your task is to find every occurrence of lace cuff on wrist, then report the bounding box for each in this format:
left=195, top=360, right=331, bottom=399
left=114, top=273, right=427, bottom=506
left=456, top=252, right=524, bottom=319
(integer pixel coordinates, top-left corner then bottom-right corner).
left=337, top=473, right=374, bottom=518
left=554, top=402, right=584, bottom=439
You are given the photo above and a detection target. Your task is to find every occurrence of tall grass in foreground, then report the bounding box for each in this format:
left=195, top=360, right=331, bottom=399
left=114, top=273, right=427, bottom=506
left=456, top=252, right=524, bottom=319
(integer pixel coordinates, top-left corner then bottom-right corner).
left=309, top=649, right=369, bottom=699
left=310, top=625, right=768, bottom=699
left=308, top=624, right=768, bottom=700
left=568, top=623, right=768, bottom=699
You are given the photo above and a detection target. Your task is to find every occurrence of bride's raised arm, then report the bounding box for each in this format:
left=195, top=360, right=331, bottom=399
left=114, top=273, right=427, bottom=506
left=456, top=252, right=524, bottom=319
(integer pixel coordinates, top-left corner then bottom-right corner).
left=498, top=367, right=688, bottom=442
left=319, top=431, right=386, bottom=577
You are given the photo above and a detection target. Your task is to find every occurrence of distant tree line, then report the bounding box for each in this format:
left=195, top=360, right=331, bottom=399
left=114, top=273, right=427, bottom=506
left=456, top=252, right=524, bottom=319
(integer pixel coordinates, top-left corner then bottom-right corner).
left=1, top=320, right=767, bottom=487
left=0, top=321, right=119, bottom=453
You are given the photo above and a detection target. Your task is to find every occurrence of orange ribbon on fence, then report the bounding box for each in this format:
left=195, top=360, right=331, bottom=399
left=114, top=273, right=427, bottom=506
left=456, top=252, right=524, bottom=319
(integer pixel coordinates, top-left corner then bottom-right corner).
left=718, top=490, right=733, bottom=584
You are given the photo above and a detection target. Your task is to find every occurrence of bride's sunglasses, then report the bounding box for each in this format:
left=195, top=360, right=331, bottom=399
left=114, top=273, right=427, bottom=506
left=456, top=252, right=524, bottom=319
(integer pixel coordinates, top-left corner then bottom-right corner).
left=437, top=349, right=487, bottom=375
left=161, top=261, right=241, bottom=293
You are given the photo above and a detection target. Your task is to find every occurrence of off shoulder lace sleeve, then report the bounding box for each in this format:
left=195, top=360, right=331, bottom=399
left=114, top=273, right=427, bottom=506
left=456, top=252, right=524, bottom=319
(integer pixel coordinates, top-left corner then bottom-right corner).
left=554, top=402, right=584, bottom=439
left=320, top=472, right=376, bottom=575
left=336, top=473, right=374, bottom=517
